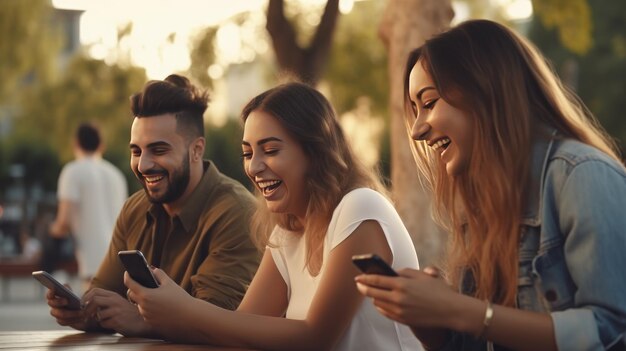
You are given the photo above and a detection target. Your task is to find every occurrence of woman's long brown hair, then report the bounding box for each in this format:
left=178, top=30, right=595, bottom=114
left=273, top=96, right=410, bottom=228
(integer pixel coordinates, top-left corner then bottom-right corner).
left=403, top=20, right=620, bottom=306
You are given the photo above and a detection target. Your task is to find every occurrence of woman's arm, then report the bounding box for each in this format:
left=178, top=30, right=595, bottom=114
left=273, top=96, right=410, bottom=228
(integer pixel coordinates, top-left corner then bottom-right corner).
left=127, top=220, right=392, bottom=350
left=356, top=270, right=557, bottom=351
left=548, top=157, right=626, bottom=349
left=236, top=249, right=288, bottom=317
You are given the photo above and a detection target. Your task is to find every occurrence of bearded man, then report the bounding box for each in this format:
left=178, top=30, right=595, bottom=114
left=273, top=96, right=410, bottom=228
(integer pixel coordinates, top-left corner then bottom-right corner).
left=46, top=74, right=260, bottom=338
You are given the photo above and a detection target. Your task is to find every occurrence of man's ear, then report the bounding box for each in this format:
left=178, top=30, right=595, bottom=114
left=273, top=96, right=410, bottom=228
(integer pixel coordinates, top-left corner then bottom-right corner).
left=191, top=137, right=205, bottom=162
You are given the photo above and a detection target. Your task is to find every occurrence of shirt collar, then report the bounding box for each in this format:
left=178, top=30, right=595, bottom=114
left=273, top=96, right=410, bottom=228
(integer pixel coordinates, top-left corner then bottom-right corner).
left=146, top=160, right=218, bottom=233
left=521, top=129, right=558, bottom=226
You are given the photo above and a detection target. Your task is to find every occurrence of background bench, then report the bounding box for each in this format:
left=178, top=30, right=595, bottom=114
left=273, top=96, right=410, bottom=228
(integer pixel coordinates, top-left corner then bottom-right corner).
left=0, top=258, right=78, bottom=301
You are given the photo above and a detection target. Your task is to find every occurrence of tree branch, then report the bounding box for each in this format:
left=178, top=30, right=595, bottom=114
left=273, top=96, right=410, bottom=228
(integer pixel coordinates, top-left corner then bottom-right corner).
left=266, top=0, right=304, bottom=77
left=305, top=0, right=340, bottom=83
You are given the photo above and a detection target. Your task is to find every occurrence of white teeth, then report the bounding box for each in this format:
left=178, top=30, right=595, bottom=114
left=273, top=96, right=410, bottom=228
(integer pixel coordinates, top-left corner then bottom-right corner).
left=145, top=175, right=164, bottom=183
left=257, top=180, right=281, bottom=189
left=431, top=138, right=451, bottom=151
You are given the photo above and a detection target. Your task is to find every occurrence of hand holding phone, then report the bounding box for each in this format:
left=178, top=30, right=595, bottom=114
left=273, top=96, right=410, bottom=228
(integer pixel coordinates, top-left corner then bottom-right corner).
left=118, top=250, right=159, bottom=288
left=352, top=253, right=398, bottom=276
left=32, top=271, right=82, bottom=310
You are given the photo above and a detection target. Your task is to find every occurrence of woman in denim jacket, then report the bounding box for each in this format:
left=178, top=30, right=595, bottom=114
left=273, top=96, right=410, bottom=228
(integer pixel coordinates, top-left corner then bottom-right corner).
left=356, top=19, right=626, bottom=351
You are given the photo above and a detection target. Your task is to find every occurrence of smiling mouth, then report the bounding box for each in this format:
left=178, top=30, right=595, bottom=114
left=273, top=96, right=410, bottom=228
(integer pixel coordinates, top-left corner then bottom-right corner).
left=144, top=174, right=165, bottom=185
left=257, top=180, right=282, bottom=196
left=431, top=137, right=451, bottom=152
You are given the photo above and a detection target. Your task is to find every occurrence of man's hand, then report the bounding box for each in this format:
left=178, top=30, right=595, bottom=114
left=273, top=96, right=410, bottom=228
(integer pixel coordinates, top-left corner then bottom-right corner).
left=82, top=288, right=154, bottom=337
left=46, top=287, right=89, bottom=330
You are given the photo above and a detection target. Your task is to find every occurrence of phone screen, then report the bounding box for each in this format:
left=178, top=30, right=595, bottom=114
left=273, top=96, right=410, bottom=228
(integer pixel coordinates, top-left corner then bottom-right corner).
left=32, top=271, right=82, bottom=310
left=352, top=254, right=398, bottom=276
left=117, top=250, right=159, bottom=288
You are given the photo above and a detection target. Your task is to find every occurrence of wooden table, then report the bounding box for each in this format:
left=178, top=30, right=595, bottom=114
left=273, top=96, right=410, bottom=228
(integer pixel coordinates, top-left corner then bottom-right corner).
left=0, top=330, right=252, bottom=350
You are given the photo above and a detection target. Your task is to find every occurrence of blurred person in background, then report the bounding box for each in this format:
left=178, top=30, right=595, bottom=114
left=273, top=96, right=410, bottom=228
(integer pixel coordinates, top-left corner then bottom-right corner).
left=49, top=123, right=128, bottom=290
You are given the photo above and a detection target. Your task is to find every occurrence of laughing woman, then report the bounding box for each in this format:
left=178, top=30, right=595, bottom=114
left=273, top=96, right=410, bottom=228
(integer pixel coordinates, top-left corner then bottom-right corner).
left=124, top=82, right=422, bottom=351
left=355, top=20, right=626, bottom=351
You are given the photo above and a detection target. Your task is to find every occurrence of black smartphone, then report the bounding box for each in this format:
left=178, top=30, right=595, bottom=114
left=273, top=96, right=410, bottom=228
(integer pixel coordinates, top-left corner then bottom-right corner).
left=32, top=271, right=82, bottom=310
left=117, top=250, right=159, bottom=288
left=352, top=253, right=398, bottom=276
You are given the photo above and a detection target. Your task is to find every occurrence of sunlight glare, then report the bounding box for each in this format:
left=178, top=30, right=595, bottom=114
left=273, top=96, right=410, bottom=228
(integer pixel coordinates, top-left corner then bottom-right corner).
left=504, top=0, right=533, bottom=20
left=216, top=23, right=243, bottom=65
left=494, top=0, right=533, bottom=20
left=208, top=64, right=224, bottom=80
left=339, top=0, right=354, bottom=14
left=58, top=0, right=267, bottom=78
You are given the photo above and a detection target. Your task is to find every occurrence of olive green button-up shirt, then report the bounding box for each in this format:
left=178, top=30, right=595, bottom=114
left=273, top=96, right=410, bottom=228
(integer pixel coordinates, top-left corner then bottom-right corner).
left=91, top=161, right=260, bottom=310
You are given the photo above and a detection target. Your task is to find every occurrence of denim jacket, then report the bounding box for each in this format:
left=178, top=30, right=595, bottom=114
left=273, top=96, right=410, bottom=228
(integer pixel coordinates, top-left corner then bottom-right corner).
left=439, top=135, right=626, bottom=351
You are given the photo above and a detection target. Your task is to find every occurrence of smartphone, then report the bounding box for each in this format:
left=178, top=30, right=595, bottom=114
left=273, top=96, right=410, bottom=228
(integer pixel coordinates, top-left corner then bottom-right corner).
left=32, top=271, right=82, bottom=310
left=117, top=250, right=159, bottom=288
left=352, top=253, right=398, bottom=276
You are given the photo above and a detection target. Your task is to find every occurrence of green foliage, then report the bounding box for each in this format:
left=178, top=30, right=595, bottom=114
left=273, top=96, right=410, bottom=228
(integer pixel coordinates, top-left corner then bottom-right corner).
left=12, top=55, right=147, bottom=192
left=0, top=0, right=61, bottom=103
left=326, top=0, right=389, bottom=116
left=325, top=0, right=390, bottom=180
left=4, top=140, right=61, bottom=191
left=529, top=0, right=626, bottom=154
left=188, top=27, right=218, bottom=90
left=204, top=119, right=250, bottom=190
left=532, top=0, right=593, bottom=54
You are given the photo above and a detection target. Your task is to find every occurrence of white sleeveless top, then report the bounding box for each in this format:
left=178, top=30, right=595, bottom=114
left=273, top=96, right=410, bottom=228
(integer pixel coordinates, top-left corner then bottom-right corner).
left=269, top=188, right=423, bottom=351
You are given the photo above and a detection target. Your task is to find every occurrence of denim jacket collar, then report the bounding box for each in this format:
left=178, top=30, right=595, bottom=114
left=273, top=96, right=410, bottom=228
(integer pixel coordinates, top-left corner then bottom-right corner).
left=521, top=129, right=558, bottom=226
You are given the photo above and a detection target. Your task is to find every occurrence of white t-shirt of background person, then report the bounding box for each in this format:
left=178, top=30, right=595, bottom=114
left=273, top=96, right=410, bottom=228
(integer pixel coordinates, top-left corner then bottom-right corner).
left=270, top=188, right=423, bottom=351
left=57, top=156, right=127, bottom=279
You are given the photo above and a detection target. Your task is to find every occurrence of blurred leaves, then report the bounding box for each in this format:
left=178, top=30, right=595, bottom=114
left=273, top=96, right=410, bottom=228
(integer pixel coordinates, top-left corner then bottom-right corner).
left=325, top=0, right=390, bottom=178
left=11, top=55, right=147, bottom=192
left=4, top=141, right=61, bottom=191
left=204, top=119, right=249, bottom=189
left=0, top=0, right=62, bottom=104
left=326, top=0, right=388, bottom=115
left=530, top=0, right=626, bottom=154
left=188, top=27, right=218, bottom=90
left=532, top=0, right=593, bottom=54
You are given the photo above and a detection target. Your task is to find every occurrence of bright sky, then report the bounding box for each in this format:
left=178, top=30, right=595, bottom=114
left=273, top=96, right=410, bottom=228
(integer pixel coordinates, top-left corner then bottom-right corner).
left=50, top=0, right=532, bottom=127
left=50, top=0, right=368, bottom=124
left=52, top=0, right=363, bottom=79
left=52, top=0, right=532, bottom=79
left=53, top=0, right=270, bottom=78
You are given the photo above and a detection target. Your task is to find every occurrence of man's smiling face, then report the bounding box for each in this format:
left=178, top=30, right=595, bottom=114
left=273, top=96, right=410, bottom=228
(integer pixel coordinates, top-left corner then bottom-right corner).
left=129, top=113, right=191, bottom=204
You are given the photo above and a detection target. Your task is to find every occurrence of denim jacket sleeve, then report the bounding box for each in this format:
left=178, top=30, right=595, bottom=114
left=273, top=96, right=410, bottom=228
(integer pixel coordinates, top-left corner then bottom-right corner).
left=547, top=153, right=626, bottom=350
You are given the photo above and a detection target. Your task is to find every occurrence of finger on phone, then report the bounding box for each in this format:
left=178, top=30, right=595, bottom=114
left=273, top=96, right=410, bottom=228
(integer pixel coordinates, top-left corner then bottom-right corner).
left=47, top=293, right=69, bottom=308
left=51, top=306, right=81, bottom=320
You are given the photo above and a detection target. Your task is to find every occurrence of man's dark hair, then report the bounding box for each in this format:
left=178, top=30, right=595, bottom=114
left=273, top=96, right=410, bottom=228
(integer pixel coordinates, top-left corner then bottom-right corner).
left=129, top=74, right=209, bottom=141
left=76, top=123, right=101, bottom=152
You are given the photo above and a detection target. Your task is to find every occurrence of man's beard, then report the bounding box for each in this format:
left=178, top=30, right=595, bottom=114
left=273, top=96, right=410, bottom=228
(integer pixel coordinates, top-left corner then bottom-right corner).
left=142, top=153, right=191, bottom=204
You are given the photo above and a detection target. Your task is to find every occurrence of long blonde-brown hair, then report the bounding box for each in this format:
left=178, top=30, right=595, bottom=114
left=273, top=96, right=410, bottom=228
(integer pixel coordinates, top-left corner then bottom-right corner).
left=403, top=20, right=621, bottom=306
left=242, top=82, right=386, bottom=275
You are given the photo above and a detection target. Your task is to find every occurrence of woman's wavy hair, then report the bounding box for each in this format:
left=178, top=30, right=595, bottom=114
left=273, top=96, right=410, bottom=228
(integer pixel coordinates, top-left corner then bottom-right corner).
left=403, top=19, right=621, bottom=306
left=242, top=82, right=386, bottom=275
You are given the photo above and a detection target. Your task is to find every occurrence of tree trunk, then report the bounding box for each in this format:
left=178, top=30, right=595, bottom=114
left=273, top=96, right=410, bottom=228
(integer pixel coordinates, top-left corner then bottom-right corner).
left=266, top=0, right=340, bottom=85
left=380, top=0, right=454, bottom=267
